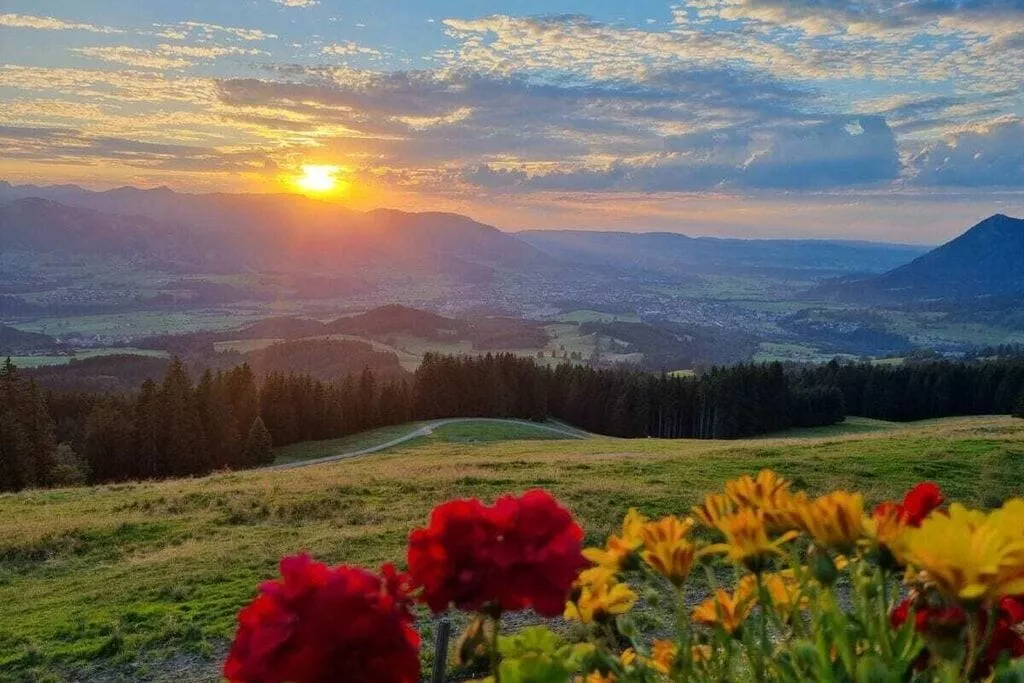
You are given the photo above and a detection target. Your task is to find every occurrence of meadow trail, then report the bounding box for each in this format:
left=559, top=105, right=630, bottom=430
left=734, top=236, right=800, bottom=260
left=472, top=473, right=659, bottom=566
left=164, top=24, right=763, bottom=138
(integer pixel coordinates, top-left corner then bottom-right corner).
left=265, top=418, right=591, bottom=470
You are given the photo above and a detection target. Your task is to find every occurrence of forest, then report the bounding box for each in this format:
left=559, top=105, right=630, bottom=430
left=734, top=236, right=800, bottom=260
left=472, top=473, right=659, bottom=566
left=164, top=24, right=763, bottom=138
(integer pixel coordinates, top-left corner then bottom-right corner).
left=2, top=353, right=1024, bottom=492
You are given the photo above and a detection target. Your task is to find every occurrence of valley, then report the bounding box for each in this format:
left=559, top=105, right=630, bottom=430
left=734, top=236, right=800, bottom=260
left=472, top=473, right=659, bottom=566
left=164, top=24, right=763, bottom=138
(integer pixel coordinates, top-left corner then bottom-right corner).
left=4, top=184, right=1024, bottom=374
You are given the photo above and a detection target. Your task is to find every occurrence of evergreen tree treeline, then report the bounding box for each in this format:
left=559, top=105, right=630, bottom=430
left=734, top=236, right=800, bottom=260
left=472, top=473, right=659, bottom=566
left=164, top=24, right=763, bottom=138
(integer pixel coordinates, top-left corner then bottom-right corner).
left=3, top=353, right=1024, bottom=492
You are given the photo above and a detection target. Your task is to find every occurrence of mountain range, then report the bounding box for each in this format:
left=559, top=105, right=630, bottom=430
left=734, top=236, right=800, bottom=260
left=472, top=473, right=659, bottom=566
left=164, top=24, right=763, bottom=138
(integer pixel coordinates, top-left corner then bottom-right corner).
left=3, top=181, right=1021, bottom=307
left=1, top=181, right=926, bottom=282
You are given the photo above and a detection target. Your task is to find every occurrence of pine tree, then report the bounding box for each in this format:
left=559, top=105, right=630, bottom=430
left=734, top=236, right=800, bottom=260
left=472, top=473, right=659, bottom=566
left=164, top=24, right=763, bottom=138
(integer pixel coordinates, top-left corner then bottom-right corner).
left=1012, top=394, right=1024, bottom=419
left=158, top=357, right=204, bottom=476
left=243, top=416, right=274, bottom=466
left=0, top=358, right=58, bottom=491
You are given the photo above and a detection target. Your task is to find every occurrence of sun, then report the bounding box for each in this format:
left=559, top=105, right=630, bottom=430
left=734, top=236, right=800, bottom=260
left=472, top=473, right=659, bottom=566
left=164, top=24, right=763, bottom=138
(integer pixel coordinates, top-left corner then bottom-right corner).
left=291, top=164, right=348, bottom=196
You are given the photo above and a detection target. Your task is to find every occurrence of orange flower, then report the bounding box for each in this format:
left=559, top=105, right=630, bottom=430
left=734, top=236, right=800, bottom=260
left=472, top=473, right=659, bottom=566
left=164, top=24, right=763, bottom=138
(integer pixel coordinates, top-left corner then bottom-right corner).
left=583, top=508, right=647, bottom=570
left=796, top=490, right=865, bottom=550
left=693, top=492, right=736, bottom=528
left=641, top=515, right=697, bottom=586
left=650, top=639, right=677, bottom=674
left=702, top=507, right=799, bottom=571
left=693, top=585, right=755, bottom=634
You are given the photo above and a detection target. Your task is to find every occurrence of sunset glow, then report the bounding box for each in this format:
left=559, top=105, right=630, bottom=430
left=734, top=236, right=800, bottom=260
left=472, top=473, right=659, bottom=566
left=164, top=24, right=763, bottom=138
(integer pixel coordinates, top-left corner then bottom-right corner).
left=290, top=165, right=348, bottom=197
left=0, top=0, right=1022, bottom=238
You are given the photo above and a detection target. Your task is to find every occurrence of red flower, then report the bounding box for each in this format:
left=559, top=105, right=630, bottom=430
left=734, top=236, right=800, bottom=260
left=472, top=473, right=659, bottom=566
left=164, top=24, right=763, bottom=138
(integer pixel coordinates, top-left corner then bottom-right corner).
left=874, top=482, right=945, bottom=529
left=407, top=489, right=586, bottom=616
left=224, top=554, right=420, bottom=683
left=891, top=595, right=1024, bottom=678
left=900, top=482, right=944, bottom=526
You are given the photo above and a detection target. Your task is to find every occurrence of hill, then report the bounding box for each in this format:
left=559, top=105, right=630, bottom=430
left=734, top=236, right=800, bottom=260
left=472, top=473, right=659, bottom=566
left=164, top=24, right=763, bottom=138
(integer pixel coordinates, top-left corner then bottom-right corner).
left=823, top=213, right=1024, bottom=301
left=0, top=415, right=1020, bottom=680
left=0, top=198, right=231, bottom=269
left=0, top=324, right=60, bottom=355
left=0, top=186, right=553, bottom=280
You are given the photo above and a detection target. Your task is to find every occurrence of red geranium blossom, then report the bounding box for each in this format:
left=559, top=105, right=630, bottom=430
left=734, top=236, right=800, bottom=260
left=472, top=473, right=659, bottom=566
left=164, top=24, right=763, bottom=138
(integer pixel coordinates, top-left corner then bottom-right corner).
left=874, top=481, right=945, bottom=528
left=892, top=595, right=1024, bottom=678
left=224, top=554, right=420, bottom=683
left=407, top=489, right=586, bottom=616
left=900, top=482, right=945, bottom=526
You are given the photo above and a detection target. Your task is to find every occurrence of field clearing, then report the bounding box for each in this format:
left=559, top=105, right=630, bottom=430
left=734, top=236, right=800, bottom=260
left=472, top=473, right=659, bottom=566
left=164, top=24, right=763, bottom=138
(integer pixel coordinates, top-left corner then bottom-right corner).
left=1, top=415, right=1023, bottom=680
left=6, top=348, right=169, bottom=368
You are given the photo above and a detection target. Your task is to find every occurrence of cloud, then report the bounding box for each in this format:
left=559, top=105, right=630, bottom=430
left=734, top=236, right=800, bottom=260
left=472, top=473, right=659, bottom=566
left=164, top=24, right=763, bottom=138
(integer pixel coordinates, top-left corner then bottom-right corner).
left=0, top=13, right=122, bottom=33
left=714, top=0, right=1024, bottom=31
left=464, top=116, right=899, bottom=192
left=152, top=21, right=276, bottom=41
left=438, top=12, right=1024, bottom=93
left=71, top=44, right=264, bottom=70
left=0, top=65, right=219, bottom=103
left=322, top=41, right=382, bottom=58
left=273, top=0, right=319, bottom=6
left=213, top=67, right=900, bottom=192
left=0, top=124, right=275, bottom=172
left=909, top=118, right=1024, bottom=187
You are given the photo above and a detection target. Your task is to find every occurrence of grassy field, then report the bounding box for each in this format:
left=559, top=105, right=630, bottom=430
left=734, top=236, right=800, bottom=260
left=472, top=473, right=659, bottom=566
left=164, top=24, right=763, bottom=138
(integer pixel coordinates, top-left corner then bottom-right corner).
left=7, top=348, right=169, bottom=369
left=1, top=415, right=1023, bottom=681
left=272, top=419, right=576, bottom=465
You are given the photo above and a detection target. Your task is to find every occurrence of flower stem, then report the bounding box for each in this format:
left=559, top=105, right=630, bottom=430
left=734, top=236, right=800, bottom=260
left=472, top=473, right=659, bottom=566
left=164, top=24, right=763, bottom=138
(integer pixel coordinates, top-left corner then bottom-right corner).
left=756, top=573, right=768, bottom=683
left=489, top=614, right=502, bottom=683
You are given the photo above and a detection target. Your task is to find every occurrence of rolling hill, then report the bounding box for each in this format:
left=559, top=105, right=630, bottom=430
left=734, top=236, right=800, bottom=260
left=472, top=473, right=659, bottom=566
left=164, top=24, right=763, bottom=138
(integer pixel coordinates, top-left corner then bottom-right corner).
left=0, top=187, right=553, bottom=282
left=823, top=213, right=1024, bottom=301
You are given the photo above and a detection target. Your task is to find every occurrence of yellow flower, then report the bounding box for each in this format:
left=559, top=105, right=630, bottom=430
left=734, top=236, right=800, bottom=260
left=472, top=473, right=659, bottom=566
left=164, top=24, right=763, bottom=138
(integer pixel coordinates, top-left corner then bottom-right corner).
left=865, top=502, right=913, bottom=564
left=619, top=640, right=676, bottom=675
left=583, top=508, right=648, bottom=570
left=642, top=515, right=695, bottom=547
left=989, top=498, right=1024, bottom=540
left=564, top=577, right=638, bottom=623
left=693, top=586, right=755, bottom=634
left=701, top=507, right=799, bottom=571
left=738, top=571, right=806, bottom=622
left=796, top=490, right=865, bottom=550
left=650, top=639, right=677, bottom=674
left=762, top=490, right=810, bottom=535
left=723, top=470, right=808, bottom=533
left=726, top=469, right=790, bottom=509
left=903, top=502, right=1024, bottom=603
left=690, top=644, right=713, bottom=665
left=584, top=673, right=616, bottom=683
left=577, top=565, right=617, bottom=588
left=641, top=515, right=697, bottom=586
left=693, top=492, right=736, bottom=528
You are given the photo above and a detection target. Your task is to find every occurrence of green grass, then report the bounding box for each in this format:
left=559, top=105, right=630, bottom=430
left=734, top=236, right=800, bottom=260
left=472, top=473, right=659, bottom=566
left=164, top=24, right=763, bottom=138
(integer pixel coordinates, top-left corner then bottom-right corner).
left=760, top=416, right=902, bottom=439
left=423, top=421, right=571, bottom=443
left=8, top=348, right=169, bottom=369
left=272, top=422, right=431, bottom=464
left=1, top=415, right=1022, bottom=680
left=273, top=419, right=578, bottom=464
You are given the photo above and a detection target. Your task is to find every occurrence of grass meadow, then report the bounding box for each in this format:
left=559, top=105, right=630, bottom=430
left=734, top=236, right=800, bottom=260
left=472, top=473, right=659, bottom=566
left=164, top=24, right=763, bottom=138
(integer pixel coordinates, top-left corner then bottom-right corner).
left=1, top=416, right=1022, bottom=680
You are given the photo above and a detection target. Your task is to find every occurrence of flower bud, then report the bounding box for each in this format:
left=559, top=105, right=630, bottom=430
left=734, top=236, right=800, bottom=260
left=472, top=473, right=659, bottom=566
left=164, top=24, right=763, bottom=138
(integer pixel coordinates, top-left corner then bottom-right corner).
left=811, top=552, right=839, bottom=587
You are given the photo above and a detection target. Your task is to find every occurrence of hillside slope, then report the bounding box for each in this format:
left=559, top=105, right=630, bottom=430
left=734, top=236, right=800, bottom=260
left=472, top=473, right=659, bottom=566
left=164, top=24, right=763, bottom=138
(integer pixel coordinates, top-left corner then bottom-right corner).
left=0, top=415, right=1021, bottom=680
left=824, top=213, right=1024, bottom=300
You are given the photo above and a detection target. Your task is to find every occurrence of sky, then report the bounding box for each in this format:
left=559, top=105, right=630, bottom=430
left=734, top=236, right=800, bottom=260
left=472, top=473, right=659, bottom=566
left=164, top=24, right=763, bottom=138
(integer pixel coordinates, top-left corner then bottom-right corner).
left=1, top=0, right=1023, bottom=242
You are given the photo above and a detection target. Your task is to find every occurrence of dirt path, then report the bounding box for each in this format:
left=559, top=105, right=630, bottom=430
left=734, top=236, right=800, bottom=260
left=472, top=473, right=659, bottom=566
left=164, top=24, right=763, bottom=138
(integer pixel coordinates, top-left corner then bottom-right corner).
left=265, top=418, right=591, bottom=471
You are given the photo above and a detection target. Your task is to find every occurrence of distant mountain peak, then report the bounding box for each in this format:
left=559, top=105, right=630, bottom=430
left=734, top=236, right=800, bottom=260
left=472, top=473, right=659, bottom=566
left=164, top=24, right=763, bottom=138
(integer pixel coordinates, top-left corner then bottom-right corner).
left=823, top=213, right=1024, bottom=301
